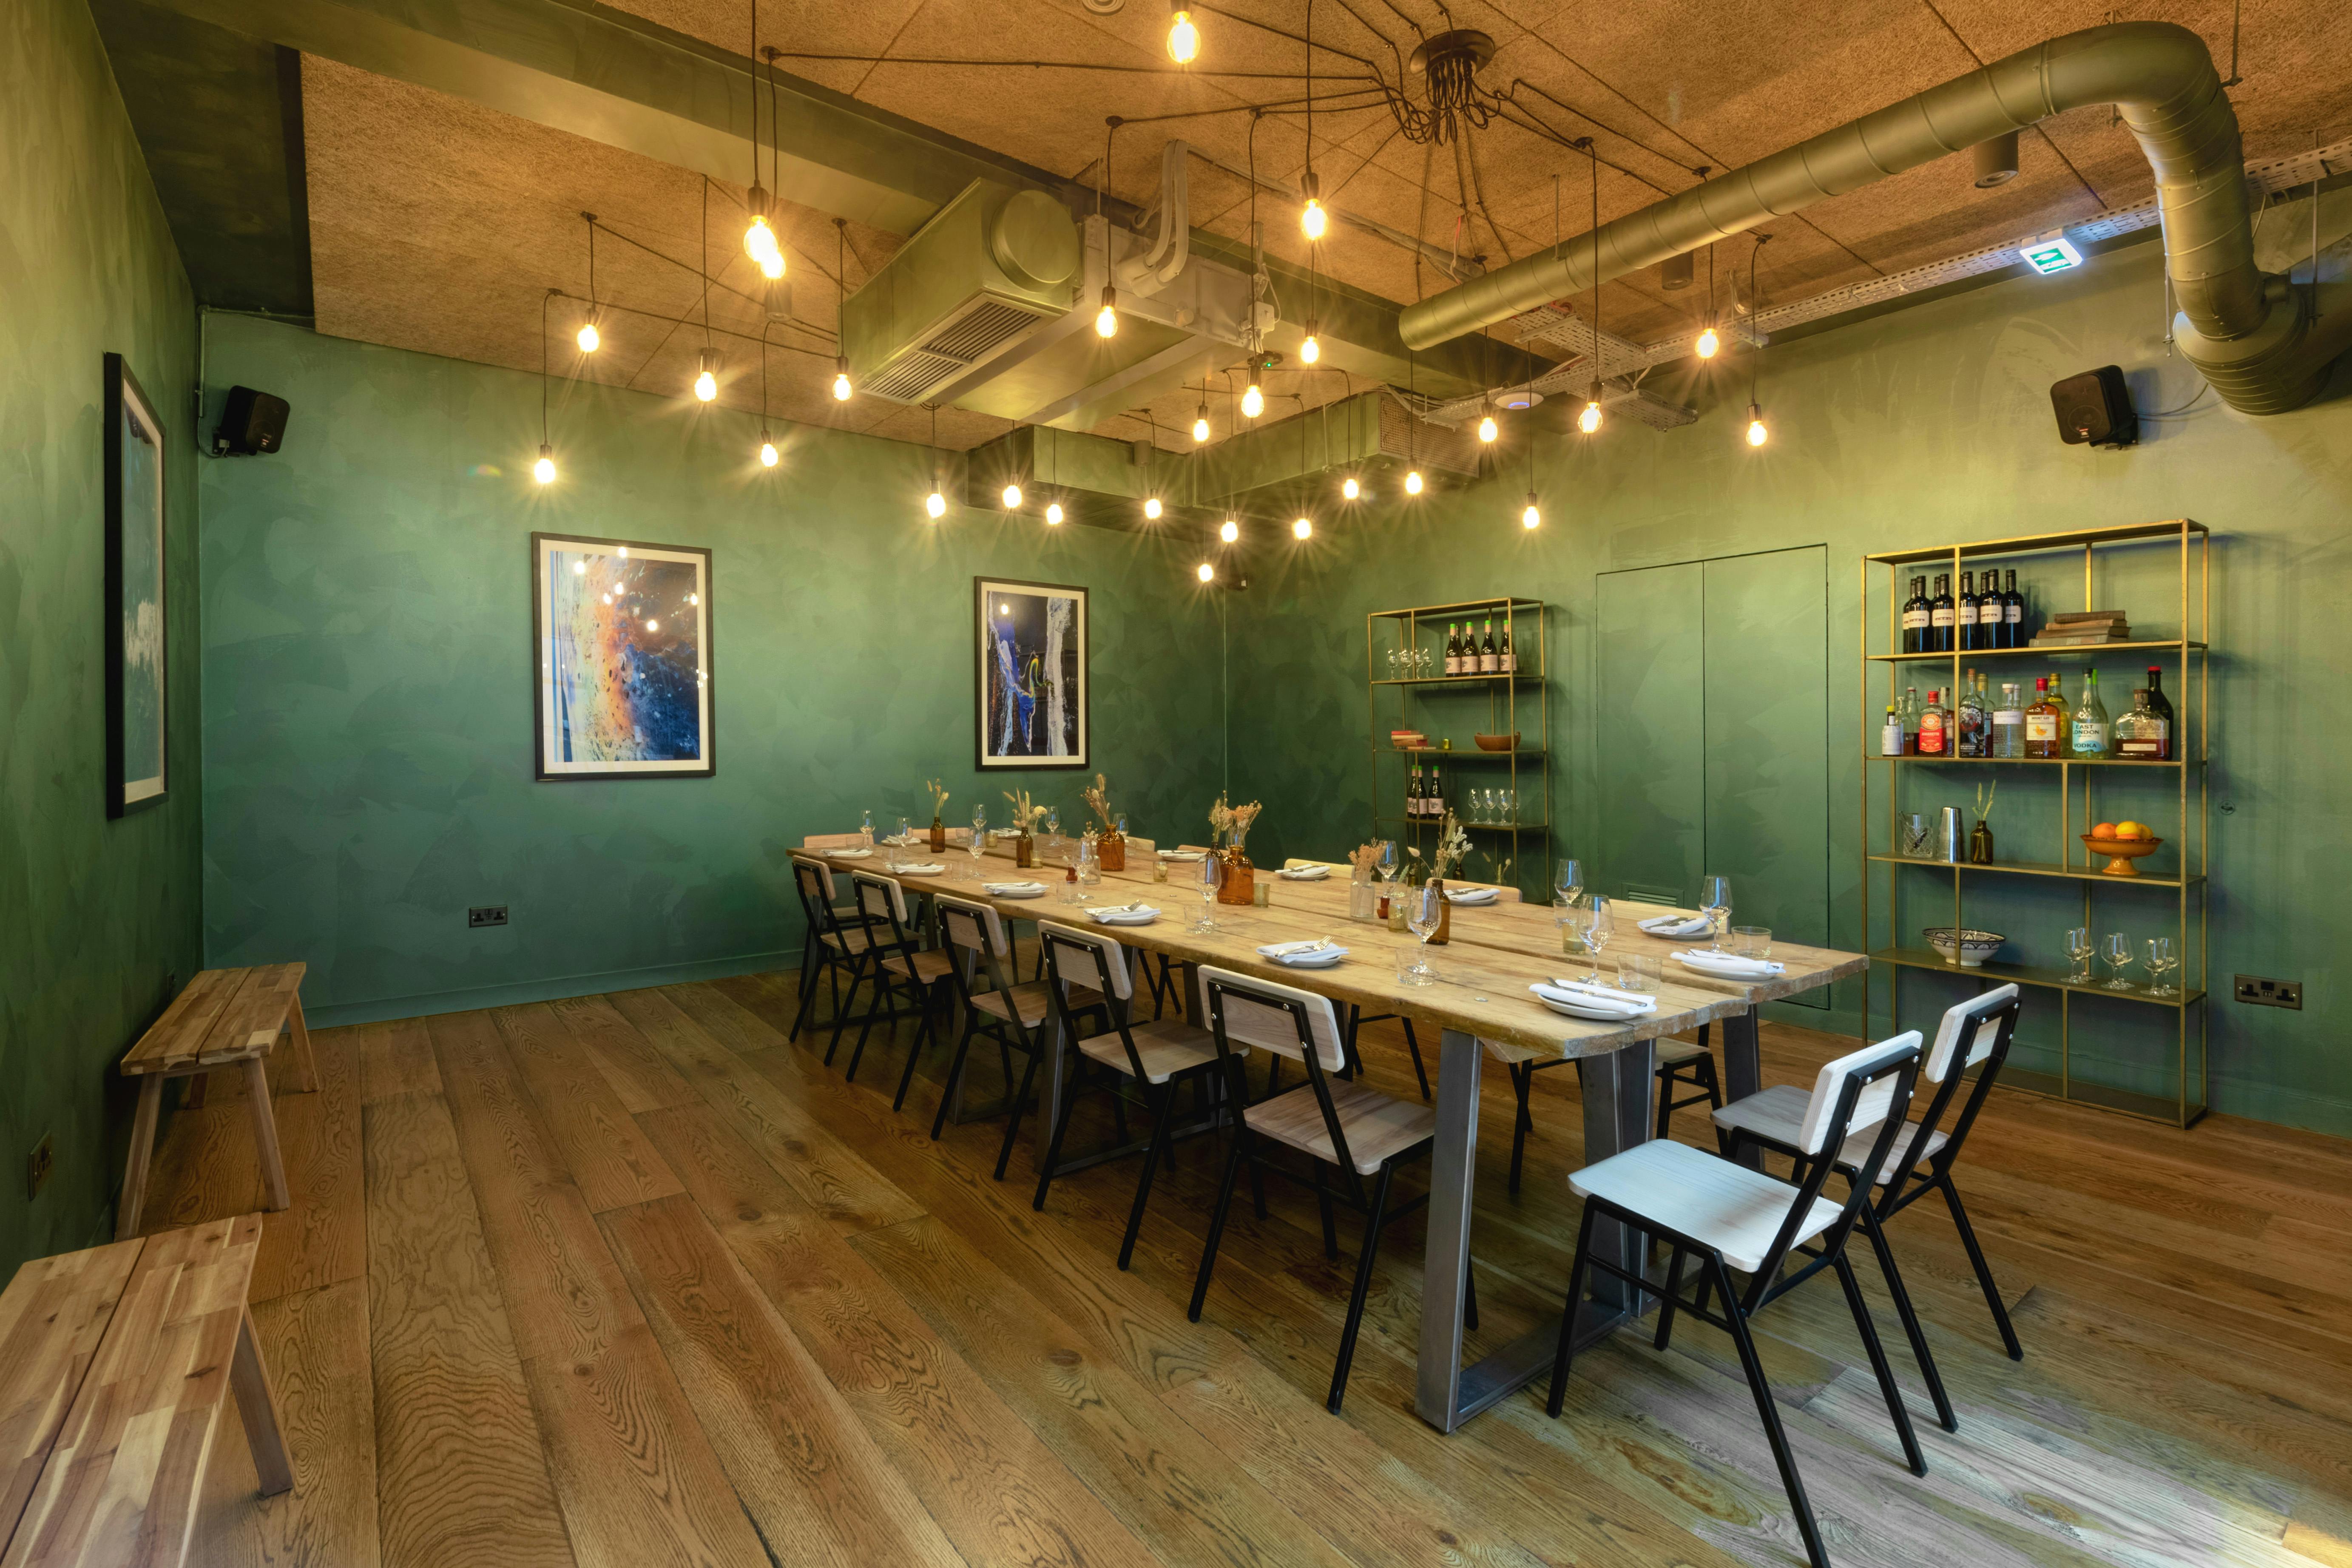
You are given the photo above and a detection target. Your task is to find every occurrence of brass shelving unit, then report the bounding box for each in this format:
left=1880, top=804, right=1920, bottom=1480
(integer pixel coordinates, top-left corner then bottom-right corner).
left=1861, top=520, right=2210, bottom=1128
left=1366, top=597, right=1550, bottom=898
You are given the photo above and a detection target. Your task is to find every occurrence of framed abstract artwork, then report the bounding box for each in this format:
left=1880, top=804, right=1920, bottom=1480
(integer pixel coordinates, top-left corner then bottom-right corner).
left=105, top=352, right=167, bottom=817
left=974, top=577, right=1088, bottom=770
left=531, top=532, right=714, bottom=780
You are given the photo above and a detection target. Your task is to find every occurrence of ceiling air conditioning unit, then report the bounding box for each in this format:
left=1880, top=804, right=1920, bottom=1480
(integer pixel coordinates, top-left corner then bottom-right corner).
left=839, top=180, right=1082, bottom=405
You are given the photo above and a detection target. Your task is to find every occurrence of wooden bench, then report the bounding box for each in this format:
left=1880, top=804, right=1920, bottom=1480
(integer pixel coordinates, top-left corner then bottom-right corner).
left=0, top=1216, right=292, bottom=1565
left=116, top=966, right=316, bottom=1241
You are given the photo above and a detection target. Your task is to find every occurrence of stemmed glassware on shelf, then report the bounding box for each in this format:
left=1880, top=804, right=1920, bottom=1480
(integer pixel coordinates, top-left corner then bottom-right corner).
left=1500, top=788, right=1517, bottom=825
left=1699, top=875, right=1732, bottom=951
left=1193, top=854, right=1225, bottom=932
left=2102, top=933, right=2135, bottom=990
left=1402, top=883, right=1443, bottom=985
left=2065, top=927, right=2094, bottom=983
left=2143, top=936, right=2178, bottom=996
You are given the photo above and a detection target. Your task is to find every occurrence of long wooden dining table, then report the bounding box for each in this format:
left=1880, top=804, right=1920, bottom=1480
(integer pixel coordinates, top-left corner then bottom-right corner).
left=815, top=839, right=1864, bottom=1433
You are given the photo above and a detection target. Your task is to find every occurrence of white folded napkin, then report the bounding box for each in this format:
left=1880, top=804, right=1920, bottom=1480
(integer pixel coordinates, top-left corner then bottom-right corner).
left=1639, top=914, right=1715, bottom=938
left=1159, top=850, right=1205, bottom=861
left=1256, top=939, right=1346, bottom=967
left=881, top=833, right=913, bottom=846
left=826, top=848, right=872, bottom=859
left=1529, top=982, right=1655, bottom=1019
left=984, top=881, right=1047, bottom=897
left=894, top=862, right=947, bottom=876
left=1548, top=976, right=1660, bottom=1008
left=1444, top=886, right=1499, bottom=905
left=1087, top=903, right=1159, bottom=925
left=1276, top=865, right=1331, bottom=880
left=1673, top=949, right=1786, bottom=977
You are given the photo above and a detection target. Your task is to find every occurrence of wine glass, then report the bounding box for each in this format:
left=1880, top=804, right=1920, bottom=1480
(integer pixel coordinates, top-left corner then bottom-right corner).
left=1501, top=788, right=1517, bottom=824
left=2102, top=933, right=2134, bottom=990
left=861, top=809, right=875, bottom=847
left=1554, top=858, right=1585, bottom=908
left=2065, top=927, right=2094, bottom=984
left=1584, top=896, right=1614, bottom=981
left=1403, top=883, right=1443, bottom=984
left=972, top=803, right=987, bottom=838
left=1374, top=839, right=1400, bottom=895
left=2143, top=936, right=2177, bottom=996
left=1193, top=854, right=1225, bottom=932
left=1045, top=807, right=1060, bottom=852
left=889, top=816, right=910, bottom=869
left=1699, top=875, right=1732, bottom=951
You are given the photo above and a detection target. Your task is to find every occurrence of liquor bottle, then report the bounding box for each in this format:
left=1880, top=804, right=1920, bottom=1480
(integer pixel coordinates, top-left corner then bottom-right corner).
left=1499, top=619, right=1517, bottom=673
left=2070, top=669, right=2111, bottom=757
left=1901, top=576, right=1930, bottom=654
left=1929, top=574, right=1956, bottom=653
left=1979, top=574, right=2006, bottom=649
left=2046, top=671, right=2071, bottom=756
left=1957, top=670, right=1988, bottom=757
left=1917, top=689, right=1949, bottom=756
left=1900, top=685, right=1921, bottom=754
left=1881, top=704, right=1904, bottom=757
left=1407, top=765, right=1425, bottom=818
left=1992, top=681, right=2025, bottom=758
left=1480, top=618, right=1499, bottom=674
left=2002, top=570, right=2025, bottom=647
left=1428, top=761, right=1445, bottom=818
left=1957, top=572, right=1980, bottom=652
left=2115, top=688, right=2171, bottom=759
left=1443, top=624, right=1460, bottom=676
left=2144, top=665, right=2175, bottom=744
left=2024, top=676, right=2062, bottom=758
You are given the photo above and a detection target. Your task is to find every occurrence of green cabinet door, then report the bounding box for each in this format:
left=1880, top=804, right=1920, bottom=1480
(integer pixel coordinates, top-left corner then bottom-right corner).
left=1594, top=560, right=1705, bottom=906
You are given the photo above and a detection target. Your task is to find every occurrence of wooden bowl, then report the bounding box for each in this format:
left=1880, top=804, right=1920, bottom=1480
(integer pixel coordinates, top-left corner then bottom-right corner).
left=1473, top=732, right=1520, bottom=753
left=2081, top=833, right=2163, bottom=876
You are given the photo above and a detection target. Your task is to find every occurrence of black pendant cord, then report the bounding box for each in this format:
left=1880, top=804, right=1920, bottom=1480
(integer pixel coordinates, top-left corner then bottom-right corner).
left=540, top=289, right=551, bottom=445
left=748, top=0, right=761, bottom=191
left=700, top=176, right=711, bottom=345
left=585, top=215, right=597, bottom=317
left=760, top=331, right=769, bottom=440
left=1750, top=234, right=1770, bottom=404
left=1588, top=135, right=1601, bottom=402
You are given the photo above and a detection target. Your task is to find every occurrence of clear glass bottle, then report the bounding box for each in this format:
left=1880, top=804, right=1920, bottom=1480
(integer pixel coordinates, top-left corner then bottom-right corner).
left=1992, top=681, right=2025, bottom=758
left=1957, top=669, right=1987, bottom=756
left=2071, top=669, right=2111, bottom=757
left=1900, top=685, right=1921, bottom=754
left=2046, top=671, right=2073, bottom=756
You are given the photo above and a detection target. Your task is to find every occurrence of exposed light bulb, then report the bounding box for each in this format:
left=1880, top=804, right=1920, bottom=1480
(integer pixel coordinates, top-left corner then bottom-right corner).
left=1002, top=482, right=1023, bottom=509
left=1241, top=382, right=1264, bottom=418
left=575, top=317, right=600, bottom=353
left=1045, top=500, right=1065, bottom=525
left=1095, top=284, right=1118, bottom=338
left=1219, top=518, right=1239, bottom=543
left=1300, top=332, right=1320, bottom=365
left=1745, top=402, right=1770, bottom=447
left=693, top=347, right=719, bottom=402
left=1292, top=516, right=1312, bottom=540
left=1196, top=560, right=1215, bottom=582
left=1695, top=321, right=1721, bottom=359
left=1578, top=398, right=1603, bottom=435
left=832, top=355, right=852, bottom=401
left=1404, top=469, right=1423, bottom=495
left=1143, top=496, right=1162, bottom=520
left=926, top=490, right=947, bottom=519
left=533, top=444, right=556, bottom=485
left=1341, top=475, right=1359, bottom=500
left=1192, top=404, right=1210, bottom=443
left=759, top=249, right=786, bottom=280
left=1167, top=5, right=1199, bottom=63
left=1301, top=196, right=1327, bottom=241
left=1522, top=492, right=1541, bottom=530
left=1477, top=411, right=1497, bottom=443
left=744, top=212, right=777, bottom=264
left=759, top=439, right=778, bottom=468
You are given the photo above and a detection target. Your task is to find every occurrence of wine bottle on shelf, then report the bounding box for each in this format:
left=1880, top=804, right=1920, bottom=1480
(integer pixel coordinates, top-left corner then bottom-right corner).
left=1979, top=574, right=2006, bottom=648
left=2025, top=676, right=2062, bottom=758
left=1900, top=685, right=1921, bottom=754
left=2071, top=669, right=2111, bottom=757
left=1443, top=624, right=1459, bottom=676
left=1881, top=704, right=1904, bottom=757
left=1408, top=765, right=1425, bottom=817
left=1930, top=574, right=1956, bottom=652
left=1958, top=572, right=1980, bottom=652
left=1499, top=618, right=1517, bottom=673
left=1992, top=681, right=2025, bottom=758
left=1918, top=689, right=1949, bottom=756
left=2144, top=665, right=2175, bottom=741
left=1429, top=762, right=1446, bottom=818
left=2003, top=570, right=2025, bottom=646
left=1901, top=576, right=1930, bottom=654
left=1479, top=618, right=1500, bottom=674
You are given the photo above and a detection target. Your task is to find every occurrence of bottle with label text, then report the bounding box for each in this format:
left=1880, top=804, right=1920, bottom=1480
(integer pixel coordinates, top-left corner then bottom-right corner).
left=1900, top=685, right=1921, bottom=753
left=1443, top=624, right=1460, bottom=676
left=1499, top=618, right=1517, bottom=673
left=1882, top=704, right=1905, bottom=756
left=1980, top=574, right=2007, bottom=647
left=1958, top=573, right=1981, bottom=652
left=2024, top=676, right=2062, bottom=758
left=1901, top=576, right=1930, bottom=654
left=1479, top=619, right=1499, bottom=674
left=1918, top=690, right=1948, bottom=756
left=1407, top=765, right=1424, bottom=818
left=2115, top=688, right=2170, bottom=759
left=2003, top=570, right=2025, bottom=646
left=1992, top=681, right=2025, bottom=757
left=2144, top=665, right=2175, bottom=752
left=1929, top=574, right=1956, bottom=652
left=2046, top=672, right=2072, bottom=756
left=1957, top=670, right=1988, bottom=756
left=2070, top=669, right=2111, bottom=757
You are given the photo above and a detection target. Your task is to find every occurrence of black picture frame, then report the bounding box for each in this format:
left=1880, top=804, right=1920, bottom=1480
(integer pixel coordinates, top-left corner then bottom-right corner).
left=105, top=352, right=168, bottom=818
left=531, top=531, right=716, bottom=781
left=974, top=575, right=1089, bottom=771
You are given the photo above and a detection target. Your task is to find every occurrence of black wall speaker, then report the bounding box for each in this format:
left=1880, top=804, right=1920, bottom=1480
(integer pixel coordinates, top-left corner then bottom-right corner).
left=211, top=385, right=290, bottom=455
left=2051, top=366, right=2137, bottom=449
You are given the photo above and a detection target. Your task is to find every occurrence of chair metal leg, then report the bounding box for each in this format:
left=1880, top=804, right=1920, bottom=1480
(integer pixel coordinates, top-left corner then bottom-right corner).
left=1401, top=1017, right=1430, bottom=1101
left=825, top=954, right=869, bottom=1063
left=1317, top=1188, right=1340, bottom=1259
left=1463, top=1250, right=1480, bottom=1332
left=1328, top=1163, right=1396, bottom=1413
left=1653, top=1246, right=1689, bottom=1351
left=1832, top=1249, right=1929, bottom=1476
left=845, top=968, right=892, bottom=1081
left=1189, top=1129, right=1250, bottom=1321
left=891, top=986, right=940, bottom=1112
left=994, top=1035, right=1046, bottom=1182
left=1544, top=1202, right=1601, bottom=1417
left=1937, top=1175, right=2023, bottom=1360
left=1857, top=1201, right=1956, bottom=1431
left=1032, top=1058, right=1082, bottom=1210
left=1118, top=1082, right=1175, bottom=1271
left=1715, top=1255, right=1831, bottom=1568
left=788, top=939, right=821, bottom=1042
left=932, top=1011, right=982, bottom=1141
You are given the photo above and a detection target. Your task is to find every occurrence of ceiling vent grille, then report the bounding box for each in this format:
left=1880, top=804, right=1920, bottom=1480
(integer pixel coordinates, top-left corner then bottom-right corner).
left=923, top=298, right=1043, bottom=366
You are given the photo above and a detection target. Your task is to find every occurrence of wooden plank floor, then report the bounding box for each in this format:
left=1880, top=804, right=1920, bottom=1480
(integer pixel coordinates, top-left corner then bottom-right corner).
left=153, top=963, right=2352, bottom=1567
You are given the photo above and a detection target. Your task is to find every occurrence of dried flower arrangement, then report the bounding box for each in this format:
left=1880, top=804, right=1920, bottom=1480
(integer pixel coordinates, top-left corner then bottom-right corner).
left=924, top=778, right=951, bottom=817
left=1974, top=778, right=1999, bottom=821
left=1429, top=811, right=1471, bottom=879
left=1002, top=787, right=1048, bottom=834
left=1082, top=774, right=1117, bottom=830
left=1207, top=793, right=1262, bottom=846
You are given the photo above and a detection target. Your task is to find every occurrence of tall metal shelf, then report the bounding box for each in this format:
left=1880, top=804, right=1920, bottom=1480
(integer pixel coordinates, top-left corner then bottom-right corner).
left=1861, top=520, right=2210, bottom=1128
left=1366, top=597, right=1551, bottom=899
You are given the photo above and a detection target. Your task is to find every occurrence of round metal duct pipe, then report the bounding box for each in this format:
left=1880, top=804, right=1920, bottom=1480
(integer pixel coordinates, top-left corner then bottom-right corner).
left=1397, top=23, right=2345, bottom=414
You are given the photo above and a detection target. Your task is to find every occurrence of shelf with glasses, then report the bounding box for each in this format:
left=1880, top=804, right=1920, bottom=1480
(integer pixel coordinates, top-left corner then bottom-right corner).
left=1372, top=673, right=1546, bottom=687
left=1866, top=639, right=2205, bottom=663
left=1872, top=947, right=2204, bottom=1009
left=1374, top=815, right=1541, bottom=831
left=1391, top=747, right=1546, bottom=760
left=1864, top=754, right=2197, bottom=767
left=1864, top=853, right=2204, bottom=889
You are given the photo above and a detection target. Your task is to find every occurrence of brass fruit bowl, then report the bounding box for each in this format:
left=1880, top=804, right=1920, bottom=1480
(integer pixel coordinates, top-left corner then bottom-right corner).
left=2081, top=833, right=2162, bottom=876
left=1473, top=732, right=1520, bottom=752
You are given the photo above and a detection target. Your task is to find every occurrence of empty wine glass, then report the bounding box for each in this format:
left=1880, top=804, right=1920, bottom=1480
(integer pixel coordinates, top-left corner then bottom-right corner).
left=1386, top=648, right=1399, bottom=678
left=2102, top=932, right=2134, bottom=990
left=1501, top=788, right=1517, bottom=824
left=1403, top=883, right=1443, bottom=985
left=1374, top=839, right=1400, bottom=891
left=972, top=803, right=987, bottom=837
left=1554, top=858, right=1585, bottom=908
left=861, top=809, right=875, bottom=847
left=2065, top=927, right=2094, bottom=983
left=1699, top=875, right=1732, bottom=951
left=1044, top=807, right=1060, bottom=855
left=1585, top=896, right=1615, bottom=981
left=889, top=816, right=910, bottom=869
left=1193, top=854, right=1225, bottom=932
left=2143, top=936, right=2178, bottom=996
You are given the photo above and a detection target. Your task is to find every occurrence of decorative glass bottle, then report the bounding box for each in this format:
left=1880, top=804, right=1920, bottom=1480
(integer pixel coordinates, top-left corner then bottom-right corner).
left=1216, top=826, right=1255, bottom=906
left=1099, top=813, right=1127, bottom=872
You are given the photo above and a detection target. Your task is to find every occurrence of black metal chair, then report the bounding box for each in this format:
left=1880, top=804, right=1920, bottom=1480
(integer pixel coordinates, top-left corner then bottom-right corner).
left=1547, top=1031, right=1929, bottom=1568
left=840, top=870, right=955, bottom=1092
left=785, top=854, right=874, bottom=1046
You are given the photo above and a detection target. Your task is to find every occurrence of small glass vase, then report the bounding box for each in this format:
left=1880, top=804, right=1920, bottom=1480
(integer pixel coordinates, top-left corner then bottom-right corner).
left=929, top=816, right=947, bottom=853
left=1015, top=833, right=1035, bottom=869
left=1216, top=832, right=1256, bottom=906
left=1348, top=866, right=1379, bottom=923
left=1099, top=828, right=1126, bottom=872
left=1968, top=819, right=1994, bottom=865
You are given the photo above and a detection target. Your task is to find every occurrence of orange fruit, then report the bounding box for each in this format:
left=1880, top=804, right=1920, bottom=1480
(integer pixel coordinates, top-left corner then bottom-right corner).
left=2091, top=822, right=2119, bottom=839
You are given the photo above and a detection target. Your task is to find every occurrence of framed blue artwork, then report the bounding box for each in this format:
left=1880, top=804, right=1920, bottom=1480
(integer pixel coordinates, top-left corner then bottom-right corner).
left=974, top=576, right=1088, bottom=771
left=531, top=532, right=715, bottom=780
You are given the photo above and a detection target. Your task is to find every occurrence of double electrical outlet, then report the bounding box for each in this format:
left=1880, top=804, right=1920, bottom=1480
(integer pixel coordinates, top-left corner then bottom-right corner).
left=2235, top=974, right=2301, bottom=1010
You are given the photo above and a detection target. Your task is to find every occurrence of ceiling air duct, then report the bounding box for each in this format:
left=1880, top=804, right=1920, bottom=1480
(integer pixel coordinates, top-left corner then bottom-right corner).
left=1398, top=23, right=2352, bottom=415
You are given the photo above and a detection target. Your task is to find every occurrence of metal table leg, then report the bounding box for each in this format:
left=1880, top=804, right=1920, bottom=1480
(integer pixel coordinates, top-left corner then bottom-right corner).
left=1722, top=1004, right=1763, bottom=1168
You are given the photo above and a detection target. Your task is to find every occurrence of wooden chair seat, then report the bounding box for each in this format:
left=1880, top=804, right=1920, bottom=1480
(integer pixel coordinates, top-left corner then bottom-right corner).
left=880, top=948, right=957, bottom=986
left=1244, top=1079, right=1436, bottom=1176
left=1713, top=1083, right=1949, bottom=1188
left=1077, top=1018, right=1228, bottom=1085
left=972, top=981, right=1099, bottom=1028
left=820, top=926, right=876, bottom=956
left=1656, top=1035, right=1709, bottom=1067
left=0, top=1216, right=292, bottom=1564
left=1571, top=1138, right=1844, bottom=1273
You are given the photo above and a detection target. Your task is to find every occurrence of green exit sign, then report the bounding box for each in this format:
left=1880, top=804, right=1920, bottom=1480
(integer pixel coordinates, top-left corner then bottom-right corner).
left=2020, top=235, right=2085, bottom=275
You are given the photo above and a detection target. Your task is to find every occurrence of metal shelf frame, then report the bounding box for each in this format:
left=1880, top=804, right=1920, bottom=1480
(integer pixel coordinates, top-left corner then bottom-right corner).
left=1861, top=520, right=2210, bottom=1128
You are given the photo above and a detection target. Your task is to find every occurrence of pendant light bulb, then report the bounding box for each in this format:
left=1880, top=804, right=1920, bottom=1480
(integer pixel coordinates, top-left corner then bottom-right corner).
left=1477, top=409, right=1497, bottom=443
left=1045, top=500, right=1065, bottom=526
left=1002, top=482, right=1023, bottom=510
left=1167, top=4, right=1199, bottom=63
left=1192, top=404, right=1210, bottom=443
left=1300, top=330, right=1320, bottom=365
left=1196, top=560, right=1215, bottom=582
left=1522, top=492, right=1541, bottom=530
left=1143, top=495, right=1162, bottom=520
left=1241, top=382, right=1264, bottom=418
left=745, top=212, right=777, bottom=266
left=1745, top=403, right=1770, bottom=447
left=759, top=438, right=778, bottom=468
left=1404, top=469, right=1423, bottom=495
left=759, top=249, right=786, bottom=281
left=926, top=489, right=947, bottom=520
left=1095, top=284, right=1118, bottom=339
left=1292, top=516, right=1312, bottom=540
left=533, top=443, right=557, bottom=485
left=693, top=347, right=719, bottom=402
left=1695, top=320, right=1721, bottom=359
left=1341, top=474, right=1359, bottom=500
left=575, top=315, right=600, bottom=354
left=831, top=355, right=852, bottom=401
left=1301, top=196, right=1327, bottom=241
left=1578, top=396, right=1603, bottom=435
left=1219, top=517, right=1239, bottom=543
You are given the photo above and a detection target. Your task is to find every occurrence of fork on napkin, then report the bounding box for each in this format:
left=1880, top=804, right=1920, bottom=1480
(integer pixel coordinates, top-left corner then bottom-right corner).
left=1639, top=914, right=1715, bottom=938
left=1086, top=903, right=1159, bottom=924
left=1444, top=886, right=1498, bottom=905
left=894, top=862, right=947, bottom=875
left=1547, top=976, right=1662, bottom=1008
left=1672, top=949, right=1786, bottom=977
left=1528, top=981, right=1656, bottom=1017
left=1256, top=938, right=1346, bottom=966
left=826, top=847, right=872, bottom=858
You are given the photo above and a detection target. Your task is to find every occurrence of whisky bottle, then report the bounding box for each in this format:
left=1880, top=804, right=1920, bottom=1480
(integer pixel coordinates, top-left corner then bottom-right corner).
left=2024, top=676, right=2062, bottom=758
left=2115, top=688, right=2171, bottom=759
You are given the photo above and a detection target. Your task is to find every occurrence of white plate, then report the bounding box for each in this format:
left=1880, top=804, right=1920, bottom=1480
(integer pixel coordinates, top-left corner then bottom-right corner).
left=984, top=883, right=1047, bottom=899
left=893, top=863, right=947, bottom=875
left=1271, top=952, right=1345, bottom=969
left=1673, top=950, right=1785, bottom=978
left=1530, top=983, right=1654, bottom=1021
left=1639, top=916, right=1714, bottom=937
left=1276, top=866, right=1331, bottom=880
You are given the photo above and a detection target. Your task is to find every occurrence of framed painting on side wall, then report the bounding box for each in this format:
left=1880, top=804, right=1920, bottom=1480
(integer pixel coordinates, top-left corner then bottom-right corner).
left=974, top=577, right=1088, bottom=770
left=532, top=532, right=715, bottom=780
left=105, top=353, right=167, bottom=817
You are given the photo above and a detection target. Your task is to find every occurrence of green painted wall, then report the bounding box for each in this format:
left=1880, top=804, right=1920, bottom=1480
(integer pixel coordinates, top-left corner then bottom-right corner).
left=1230, top=226, right=2352, bottom=1137
left=1, top=0, right=205, bottom=1269
left=196, top=315, right=1229, bottom=1027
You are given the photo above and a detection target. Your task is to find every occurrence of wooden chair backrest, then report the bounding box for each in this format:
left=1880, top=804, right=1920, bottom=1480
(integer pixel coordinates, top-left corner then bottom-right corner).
left=1196, top=964, right=1345, bottom=1071
left=802, top=832, right=868, bottom=850
left=935, top=893, right=1010, bottom=959
left=1036, top=921, right=1133, bottom=1001
left=1797, top=1032, right=1922, bottom=1156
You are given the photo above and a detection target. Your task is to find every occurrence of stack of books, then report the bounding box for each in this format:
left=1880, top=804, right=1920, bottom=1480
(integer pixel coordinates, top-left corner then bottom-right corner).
left=1389, top=729, right=1429, bottom=750
left=2031, top=610, right=2132, bottom=647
